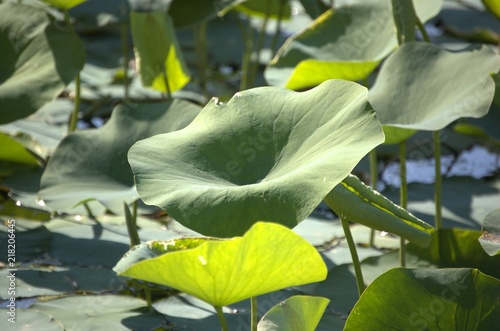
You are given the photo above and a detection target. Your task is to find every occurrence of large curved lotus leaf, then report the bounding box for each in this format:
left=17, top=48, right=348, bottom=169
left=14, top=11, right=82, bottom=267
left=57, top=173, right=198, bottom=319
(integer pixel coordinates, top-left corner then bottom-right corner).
left=114, top=222, right=327, bottom=307
left=128, top=79, right=384, bottom=237
left=344, top=268, right=500, bottom=330
left=257, top=295, right=329, bottom=331
left=369, top=43, right=500, bottom=130
left=265, top=2, right=397, bottom=90
left=325, top=174, right=433, bottom=247
left=39, top=100, right=200, bottom=214
left=42, top=0, right=87, bottom=9
left=0, top=2, right=85, bottom=124
left=130, top=11, right=190, bottom=94
left=479, top=209, right=500, bottom=256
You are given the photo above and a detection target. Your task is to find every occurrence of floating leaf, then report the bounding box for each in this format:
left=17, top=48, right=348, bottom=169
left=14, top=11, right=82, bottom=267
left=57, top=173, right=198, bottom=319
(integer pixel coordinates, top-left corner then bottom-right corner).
left=39, top=100, right=200, bottom=214
left=130, top=11, right=190, bottom=93
left=479, top=209, right=500, bottom=256
left=325, top=174, right=433, bottom=247
left=0, top=2, right=85, bottom=124
left=31, top=295, right=165, bottom=330
left=128, top=80, right=384, bottom=237
left=265, top=2, right=397, bottom=90
left=257, top=295, right=329, bottom=331
left=114, top=222, right=327, bottom=307
left=369, top=43, right=500, bottom=130
left=1, top=309, right=64, bottom=331
left=344, top=268, right=500, bottom=330
left=42, top=0, right=88, bottom=10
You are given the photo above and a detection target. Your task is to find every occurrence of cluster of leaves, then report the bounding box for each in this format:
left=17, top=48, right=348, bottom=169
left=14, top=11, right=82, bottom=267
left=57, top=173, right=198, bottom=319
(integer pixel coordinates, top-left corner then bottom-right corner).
left=1, top=0, right=500, bottom=330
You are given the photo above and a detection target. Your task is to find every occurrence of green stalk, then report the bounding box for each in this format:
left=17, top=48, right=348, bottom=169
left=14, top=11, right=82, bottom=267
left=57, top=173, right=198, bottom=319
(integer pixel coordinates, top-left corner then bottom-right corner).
left=416, top=17, right=431, bottom=42
left=64, top=10, right=81, bottom=133
left=270, top=0, right=286, bottom=56
left=214, top=306, right=229, bottom=331
left=248, top=2, right=272, bottom=87
left=195, top=22, right=208, bottom=98
left=369, top=149, right=378, bottom=247
left=124, top=201, right=140, bottom=248
left=251, top=296, right=258, bottom=331
left=235, top=14, right=253, bottom=91
left=161, top=63, right=172, bottom=99
left=120, top=5, right=130, bottom=102
left=83, top=202, right=95, bottom=220
left=399, top=141, right=408, bottom=267
left=433, top=131, right=442, bottom=230
left=340, top=216, right=365, bottom=296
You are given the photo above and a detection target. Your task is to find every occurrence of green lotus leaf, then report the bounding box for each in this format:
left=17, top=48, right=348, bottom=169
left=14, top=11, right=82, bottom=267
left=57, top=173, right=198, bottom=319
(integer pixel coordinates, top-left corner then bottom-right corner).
left=344, top=268, right=500, bottom=330
left=369, top=43, right=500, bottom=130
left=392, top=0, right=443, bottom=44
left=39, top=100, right=200, bottom=215
left=31, top=295, right=165, bottom=330
left=128, top=80, right=384, bottom=237
left=382, top=126, right=418, bottom=144
left=325, top=174, right=433, bottom=247
left=0, top=133, right=40, bottom=178
left=257, top=295, right=329, bottom=331
left=265, top=2, right=397, bottom=90
left=482, top=0, right=500, bottom=21
left=479, top=209, right=500, bottom=256
left=114, top=222, right=327, bottom=307
left=130, top=11, right=190, bottom=94
left=0, top=2, right=85, bottom=124
left=42, top=0, right=87, bottom=9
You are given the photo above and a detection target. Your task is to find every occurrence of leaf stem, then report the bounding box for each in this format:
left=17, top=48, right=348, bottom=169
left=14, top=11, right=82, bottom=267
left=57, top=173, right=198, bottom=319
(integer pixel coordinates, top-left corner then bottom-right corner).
left=416, top=16, right=430, bottom=42
left=251, top=296, right=258, bottom=331
left=235, top=14, right=253, bottom=91
left=195, top=22, right=208, bottom=98
left=248, top=2, right=272, bottom=87
left=124, top=201, right=140, bottom=247
left=63, top=9, right=81, bottom=133
left=340, top=216, right=365, bottom=296
left=399, top=141, right=407, bottom=267
left=433, top=131, right=442, bottom=231
left=120, top=5, right=130, bottom=102
left=161, top=63, right=172, bottom=99
left=270, top=0, right=286, bottom=56
left=369, top=149, right=378, bottom=247
left=214, top=305, right=229, bottom=331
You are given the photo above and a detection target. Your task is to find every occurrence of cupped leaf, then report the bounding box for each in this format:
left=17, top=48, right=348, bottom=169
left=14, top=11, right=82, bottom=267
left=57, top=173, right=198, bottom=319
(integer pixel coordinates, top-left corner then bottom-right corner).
left=325, top=174, right=433, bottom=247
left=128, top=79, right=384, bottom=237
left=369, top=43, right=500, bottom=130
left=257, top=295, right=329, bottom=331
left=479, top=209, right=500, bottom=256
left=265, top=2, right=397, bottom=90
left=39, top=100, right=200, bottom=214
left=0, top=2, right=85, bottom=124
left=42, top=0, right=88, bottom=10
left=344, top=268, right=500, bottom=330
left=130, top=11, right=190, bottom=93
left=114, top=222, right=328, bottom=307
